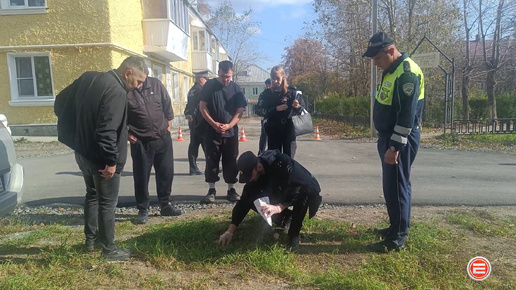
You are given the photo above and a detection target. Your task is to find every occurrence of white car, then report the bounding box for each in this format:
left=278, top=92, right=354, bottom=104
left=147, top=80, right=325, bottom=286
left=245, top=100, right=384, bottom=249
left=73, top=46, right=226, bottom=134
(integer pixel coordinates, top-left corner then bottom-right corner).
left=0, top=114, right=23, bottom=217
left=0, top=114, right=11, bottom=135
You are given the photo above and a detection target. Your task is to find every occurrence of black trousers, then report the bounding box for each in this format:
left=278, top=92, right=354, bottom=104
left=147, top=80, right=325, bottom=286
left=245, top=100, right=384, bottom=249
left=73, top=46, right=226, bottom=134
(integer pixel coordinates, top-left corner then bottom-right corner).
left=204, top=133, right=239, bottom=184
left=131, top=132, right=174, bottom=210
left=188, top=121, right=206, bottom=170
left=75, top=152, right=120, bottom=253
left=265, top=122, right=296, bottom=158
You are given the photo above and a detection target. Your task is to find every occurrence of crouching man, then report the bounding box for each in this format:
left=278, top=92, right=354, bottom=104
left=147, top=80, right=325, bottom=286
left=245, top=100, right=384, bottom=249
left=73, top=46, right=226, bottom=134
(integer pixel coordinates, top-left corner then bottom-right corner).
left=218, top=150, right=322, bottom=250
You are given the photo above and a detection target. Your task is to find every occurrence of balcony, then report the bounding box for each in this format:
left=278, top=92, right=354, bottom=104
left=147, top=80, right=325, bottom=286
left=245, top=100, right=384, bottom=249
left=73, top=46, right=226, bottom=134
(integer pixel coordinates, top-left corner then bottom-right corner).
left=192, top=51, right=213, bottom=73
left=142, top=19, right=189, bottom=62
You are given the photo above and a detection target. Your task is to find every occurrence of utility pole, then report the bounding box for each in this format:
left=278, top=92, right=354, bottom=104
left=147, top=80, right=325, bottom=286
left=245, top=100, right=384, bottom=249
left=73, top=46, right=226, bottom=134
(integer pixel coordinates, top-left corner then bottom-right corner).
left=370, top=0, right=378, bottom=137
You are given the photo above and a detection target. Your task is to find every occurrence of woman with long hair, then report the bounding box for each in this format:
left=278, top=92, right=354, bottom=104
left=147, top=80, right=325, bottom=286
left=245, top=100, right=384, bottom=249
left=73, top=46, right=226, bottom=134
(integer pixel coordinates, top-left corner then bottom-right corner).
left=255, top=66, right=304, bottom=157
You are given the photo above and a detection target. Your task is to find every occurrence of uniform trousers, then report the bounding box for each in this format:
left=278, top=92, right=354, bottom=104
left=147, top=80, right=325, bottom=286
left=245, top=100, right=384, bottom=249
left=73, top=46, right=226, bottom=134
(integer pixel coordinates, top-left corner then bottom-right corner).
left=75, top=152, right=120, bottom=253
left=265, top=121, right=296, bottom=158
left=377, top=127, right=420, bottom=246
left=188, top=120, right=206, bottom=170
left=131, top=132, right=174, bottom=210
left=204, top=133, right=239, bottom=184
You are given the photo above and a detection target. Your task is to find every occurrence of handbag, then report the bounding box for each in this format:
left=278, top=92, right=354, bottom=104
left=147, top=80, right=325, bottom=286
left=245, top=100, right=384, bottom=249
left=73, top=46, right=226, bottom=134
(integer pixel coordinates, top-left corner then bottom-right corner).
left=292, top=109, right=314, bottom=136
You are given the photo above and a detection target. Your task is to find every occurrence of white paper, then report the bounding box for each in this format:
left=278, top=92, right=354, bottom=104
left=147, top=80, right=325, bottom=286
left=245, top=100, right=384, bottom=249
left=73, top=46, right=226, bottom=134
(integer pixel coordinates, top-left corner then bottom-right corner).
left=254, top=197, right=272, bottom=226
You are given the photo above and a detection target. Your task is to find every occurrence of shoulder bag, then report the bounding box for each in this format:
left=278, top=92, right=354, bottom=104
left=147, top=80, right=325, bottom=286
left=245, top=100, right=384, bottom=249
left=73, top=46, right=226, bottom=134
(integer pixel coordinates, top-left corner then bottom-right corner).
left=292, top=109, right=314, bottom=136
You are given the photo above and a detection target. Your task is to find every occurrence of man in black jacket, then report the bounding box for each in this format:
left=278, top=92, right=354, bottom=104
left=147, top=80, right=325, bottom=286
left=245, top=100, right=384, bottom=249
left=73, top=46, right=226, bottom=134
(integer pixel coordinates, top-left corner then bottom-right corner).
left=127, top=76, right=182, bottom=224
left=218, top=150, right=322, bottom=250
left=184, top=72, right=208, bottom=175
left=55, top=56, right=148, bottom=261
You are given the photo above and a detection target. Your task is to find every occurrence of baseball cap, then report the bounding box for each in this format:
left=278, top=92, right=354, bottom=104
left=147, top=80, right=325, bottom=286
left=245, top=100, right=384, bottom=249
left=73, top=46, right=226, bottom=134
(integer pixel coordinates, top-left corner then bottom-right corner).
left=265, top=78, right=271, bottom=85
left=237, top=151, right=259, bottom=183
left=362, top=32, right=395, bottom=57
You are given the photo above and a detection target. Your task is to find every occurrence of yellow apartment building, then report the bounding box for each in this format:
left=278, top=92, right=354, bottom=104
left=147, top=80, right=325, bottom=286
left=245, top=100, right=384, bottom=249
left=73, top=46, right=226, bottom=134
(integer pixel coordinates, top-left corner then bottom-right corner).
left=0, top=0, right=228, bottom=131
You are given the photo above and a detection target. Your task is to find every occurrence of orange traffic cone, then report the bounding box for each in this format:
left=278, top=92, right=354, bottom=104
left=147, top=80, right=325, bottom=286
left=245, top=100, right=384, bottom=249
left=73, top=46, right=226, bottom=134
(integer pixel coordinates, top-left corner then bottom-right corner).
left=176, top=126, right=185, bottom=141
left=239, top=126, right=248, bottom=142
left=313, top=126, right=321, bottom=140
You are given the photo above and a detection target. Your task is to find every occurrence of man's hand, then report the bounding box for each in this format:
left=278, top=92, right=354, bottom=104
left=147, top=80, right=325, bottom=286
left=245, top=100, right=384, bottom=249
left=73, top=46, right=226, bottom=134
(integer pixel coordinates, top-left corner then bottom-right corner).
left=99, top=165, right=116, bottom=180
left=261, top=204, right=282, bottom=218
left=276, top=104, right=288, bottom=111
left=219, top=123, right=230, bottom=133
left=384, top=150, right=399, bottom=165
left=128, top=133, right=138, bottom=144
left=218, top=231, right=233, bottom=246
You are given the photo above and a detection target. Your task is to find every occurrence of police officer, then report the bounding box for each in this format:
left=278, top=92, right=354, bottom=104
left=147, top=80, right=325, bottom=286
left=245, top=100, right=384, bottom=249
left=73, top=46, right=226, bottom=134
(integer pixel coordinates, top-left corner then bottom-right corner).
left=362, top=32, right=424, bottom=252
left=184, top=72, right=208, bottom=175
left=218, top=150, right=322, bottom=250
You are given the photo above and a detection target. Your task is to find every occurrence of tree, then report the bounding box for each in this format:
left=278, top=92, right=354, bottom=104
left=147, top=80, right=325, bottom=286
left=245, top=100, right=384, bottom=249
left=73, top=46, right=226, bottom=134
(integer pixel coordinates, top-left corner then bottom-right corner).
left=205, top=0, right=263, bottom=81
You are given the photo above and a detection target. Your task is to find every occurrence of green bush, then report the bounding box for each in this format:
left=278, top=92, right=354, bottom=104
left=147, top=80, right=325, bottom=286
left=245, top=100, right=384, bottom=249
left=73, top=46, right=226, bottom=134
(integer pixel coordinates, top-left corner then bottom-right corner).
left=316, top=94, right=370, bottom=117
left=469, top=96, right=488, bottom=120
left=496, top=91, right=516, bottom=118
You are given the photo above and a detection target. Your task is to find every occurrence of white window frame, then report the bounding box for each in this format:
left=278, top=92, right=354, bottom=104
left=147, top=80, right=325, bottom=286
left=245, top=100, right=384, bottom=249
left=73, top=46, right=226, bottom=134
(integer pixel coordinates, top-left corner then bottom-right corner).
left=183, top=75, right=189, bottom=103
left=253, top=87, right=258, bottom=95
left=0, top=0, right=47, bottom=15
left=173, top=72, right=179, bottom=103
left=7, top=52, right=55, bottom=106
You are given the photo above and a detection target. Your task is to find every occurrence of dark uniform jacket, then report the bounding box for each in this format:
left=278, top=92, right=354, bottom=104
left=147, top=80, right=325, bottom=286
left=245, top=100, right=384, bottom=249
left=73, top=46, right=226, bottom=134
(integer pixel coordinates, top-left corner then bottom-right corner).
left=230, top=150, right=321, bottom=226
left=184, top=82, right=203, bottom=116
left=255, top=86, right=304, bottom=127
left=127, top=77, right=174, bottom=142
left=55, top=70, right=128, bottom=171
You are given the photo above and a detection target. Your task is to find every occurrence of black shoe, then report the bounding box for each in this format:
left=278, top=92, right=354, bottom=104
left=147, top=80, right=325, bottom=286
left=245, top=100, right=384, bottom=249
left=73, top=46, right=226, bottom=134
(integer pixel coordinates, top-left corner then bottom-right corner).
left=226, top=188, right=240, bottom=202
left=102, top=248, right=131, bottom=262
left=85, top=239, right=96, bottom=252
left=189, top=168, right=203, bottom=175
left=160, top=203, right=182, bottom=216
left=372, top=227, right=390, bottom=238
left=286, top=235, right=300, bottom=251
left=201, top=189, right=216, bottom=204
left=136, top=209, right=148, bottom=224
left=367, top=241, right=405, bottom=253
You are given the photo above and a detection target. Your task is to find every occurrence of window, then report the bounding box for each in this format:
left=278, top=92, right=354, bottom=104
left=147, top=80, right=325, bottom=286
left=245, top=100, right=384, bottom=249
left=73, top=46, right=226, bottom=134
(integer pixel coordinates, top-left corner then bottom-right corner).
left=476, top=82, right=485, bottom=89
left=142, top=0, right=166, bottom=18
left=173, top=72, right=179, bottom=103
left=242, top=87, right=246, bottom=96
left=183, top=76, right=189, bottom=102
left=7, top=52, right=54, bottom=105
left=253, top=87, right=258, bottom=95
left=1, top=0, right=47, bottom=14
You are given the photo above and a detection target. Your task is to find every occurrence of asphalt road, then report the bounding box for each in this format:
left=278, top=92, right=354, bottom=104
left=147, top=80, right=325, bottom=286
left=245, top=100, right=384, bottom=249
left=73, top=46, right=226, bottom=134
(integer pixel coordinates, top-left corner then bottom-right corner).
left=19, top=119, right=515, bottom=207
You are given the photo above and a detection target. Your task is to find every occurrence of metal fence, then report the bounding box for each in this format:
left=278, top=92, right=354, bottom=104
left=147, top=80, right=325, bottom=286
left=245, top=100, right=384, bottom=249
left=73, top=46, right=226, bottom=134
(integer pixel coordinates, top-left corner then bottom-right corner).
left=453, top=118, right=516, bottom=134
left=313, top=113, right=369, bottom=128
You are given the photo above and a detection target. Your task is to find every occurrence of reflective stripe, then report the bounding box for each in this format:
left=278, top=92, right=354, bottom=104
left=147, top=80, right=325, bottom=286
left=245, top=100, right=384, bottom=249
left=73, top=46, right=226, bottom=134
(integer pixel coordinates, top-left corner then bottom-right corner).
left=390, top=134, right=407, bottom=144
left=394, top=125, right=412, bottom=135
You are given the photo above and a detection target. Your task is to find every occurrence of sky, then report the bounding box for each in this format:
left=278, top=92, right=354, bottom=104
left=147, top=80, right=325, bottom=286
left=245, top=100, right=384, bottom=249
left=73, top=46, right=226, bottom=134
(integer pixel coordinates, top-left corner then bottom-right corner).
left=203, top=0, right=317, bottom=71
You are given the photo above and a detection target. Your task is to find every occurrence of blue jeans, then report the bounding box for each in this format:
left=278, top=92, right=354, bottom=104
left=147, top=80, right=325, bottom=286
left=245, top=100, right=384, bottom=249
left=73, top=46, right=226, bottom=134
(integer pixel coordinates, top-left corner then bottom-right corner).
left=75, top=152, right=120, bottom=253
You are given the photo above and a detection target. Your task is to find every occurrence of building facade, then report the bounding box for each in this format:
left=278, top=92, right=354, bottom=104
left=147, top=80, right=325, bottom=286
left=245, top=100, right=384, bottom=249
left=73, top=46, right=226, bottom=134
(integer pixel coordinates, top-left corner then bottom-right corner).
left=0, top=0, right=228, bottom=128
left=235, top=64, right=269, bottom=116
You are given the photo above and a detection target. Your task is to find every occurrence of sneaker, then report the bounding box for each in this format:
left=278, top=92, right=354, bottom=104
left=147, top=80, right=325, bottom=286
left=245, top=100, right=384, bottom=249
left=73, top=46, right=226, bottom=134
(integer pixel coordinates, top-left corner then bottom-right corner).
left=286, top=235, right=300, bottom=251
left=226, top=188, right=240, bottom=202
left=85, top=239, right=96, bottom=252
left=102, top=248, right=131, bottom=262
left=201, top=189, right=216, bottom=204
left=136, top=209, right=148, bottom=224
left=367, top=240, right=405, bottom=253
left=160, top=203, right=182, bottom=216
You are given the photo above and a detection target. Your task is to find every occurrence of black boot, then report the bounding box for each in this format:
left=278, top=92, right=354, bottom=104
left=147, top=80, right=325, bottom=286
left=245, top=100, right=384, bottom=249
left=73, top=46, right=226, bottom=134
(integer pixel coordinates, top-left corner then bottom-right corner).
left=189, top=155, right=203, bottom=175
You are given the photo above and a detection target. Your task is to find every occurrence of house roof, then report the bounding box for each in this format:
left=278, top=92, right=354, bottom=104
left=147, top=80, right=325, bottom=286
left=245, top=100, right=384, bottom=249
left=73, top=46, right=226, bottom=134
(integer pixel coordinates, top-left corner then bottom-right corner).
left=468, top=38, right=516, bottom=58
left=235, top=64, right=270, bottom=84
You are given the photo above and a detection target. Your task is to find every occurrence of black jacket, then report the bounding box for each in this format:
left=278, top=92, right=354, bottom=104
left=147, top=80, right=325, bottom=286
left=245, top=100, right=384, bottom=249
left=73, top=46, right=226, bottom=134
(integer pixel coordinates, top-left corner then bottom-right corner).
left=231, top=150, right=321, bottom=226
left=127, top=77, right=174, bottom=141
left=56, top=70, right=128, bottom=171
left=184, top=82, right=203, bottom=116
left=255, top=86, right=304, bottom=127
